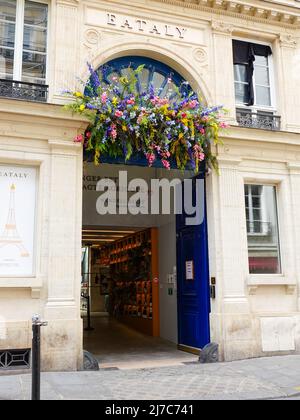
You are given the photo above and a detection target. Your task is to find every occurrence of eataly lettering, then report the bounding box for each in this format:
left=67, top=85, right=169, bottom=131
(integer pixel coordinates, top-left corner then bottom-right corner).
left=107, top=13, right=187, bottom=39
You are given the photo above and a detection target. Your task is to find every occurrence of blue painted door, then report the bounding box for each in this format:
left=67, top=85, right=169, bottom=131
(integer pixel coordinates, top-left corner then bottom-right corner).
left=176, top=173, right=211, bottom=350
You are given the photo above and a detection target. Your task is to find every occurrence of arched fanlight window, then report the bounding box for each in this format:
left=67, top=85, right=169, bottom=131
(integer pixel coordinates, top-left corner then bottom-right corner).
left=98, top=56, right=190, bottom=102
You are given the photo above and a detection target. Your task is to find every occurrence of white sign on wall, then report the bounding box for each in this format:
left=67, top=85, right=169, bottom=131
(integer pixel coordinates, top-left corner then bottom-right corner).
left=0, top=165, right=37, bottom=277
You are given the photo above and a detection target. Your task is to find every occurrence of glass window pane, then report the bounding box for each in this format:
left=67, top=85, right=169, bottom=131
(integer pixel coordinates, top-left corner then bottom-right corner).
left=23, top=25, right=47, bottom=53
left=256, top=85, right=271, bottom=106
left=235, top=82, right=249, bottom=104
left=22, top=51, right=46, bottom=83
left=251, top=185, right=262, bottom=196
left=244, top=184, right=281, bottom=274
left=234, top=64, right=247, bottom=82
left=252, top=197, right=261, bottom=208
left=152, top=72, right=165, bottom=94
left=255, top=55, right=268, bottom=66
left=255, top=65, right=270, bottom=86
left=0, top=0, right=16, bottom=22
left=0, top=21, right=15, bottom=48
left=138, top=68, right=150, bottom=92
left=0, top=47, right=14, bottom=78
left=24, top=1, right=47, bottom=27
left=253, top=209, right=261, bottom=221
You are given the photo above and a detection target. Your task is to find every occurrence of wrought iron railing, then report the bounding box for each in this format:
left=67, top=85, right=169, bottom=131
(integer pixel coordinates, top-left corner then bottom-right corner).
left=236, top=108, right=281, bottom=131
left=0, top=348, right=30, bottom=370
left=0, top=79, right=48, bottom=102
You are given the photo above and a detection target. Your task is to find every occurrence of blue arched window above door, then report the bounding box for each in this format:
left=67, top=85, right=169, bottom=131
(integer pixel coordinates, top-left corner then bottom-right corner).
left=99, top=56, right=190, bottom=102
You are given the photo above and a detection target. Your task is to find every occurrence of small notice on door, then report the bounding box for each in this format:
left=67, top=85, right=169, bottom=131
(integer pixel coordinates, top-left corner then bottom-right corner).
left=185, top=260, right=194, bottom=280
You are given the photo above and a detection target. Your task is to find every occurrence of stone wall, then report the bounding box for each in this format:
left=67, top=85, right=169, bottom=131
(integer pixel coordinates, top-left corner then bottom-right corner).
left=0, top=100, right=87, bottom=371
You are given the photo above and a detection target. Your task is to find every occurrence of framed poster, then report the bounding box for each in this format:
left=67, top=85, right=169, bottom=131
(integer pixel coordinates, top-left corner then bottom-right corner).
left=0, top=165, right=37, bottom=277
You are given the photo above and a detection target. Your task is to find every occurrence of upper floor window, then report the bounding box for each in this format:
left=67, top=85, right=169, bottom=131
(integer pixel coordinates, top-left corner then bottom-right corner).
left=0, top=0, right=48, bottom=84
left=233, top=40, right=273, bottom=108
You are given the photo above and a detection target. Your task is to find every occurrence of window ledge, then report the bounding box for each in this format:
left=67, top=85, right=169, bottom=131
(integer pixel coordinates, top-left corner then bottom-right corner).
left=0, top=277, right=43, bottom=298
left=247, top=276, right=297, bottom=295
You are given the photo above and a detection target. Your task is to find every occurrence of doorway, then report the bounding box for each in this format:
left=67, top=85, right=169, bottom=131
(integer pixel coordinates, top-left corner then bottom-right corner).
left=81, top=163, right=211, bottom=369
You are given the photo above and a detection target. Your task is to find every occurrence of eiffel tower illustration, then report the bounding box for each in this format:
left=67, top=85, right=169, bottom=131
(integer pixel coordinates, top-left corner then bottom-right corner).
left=0, top=184, right=29, bottom=257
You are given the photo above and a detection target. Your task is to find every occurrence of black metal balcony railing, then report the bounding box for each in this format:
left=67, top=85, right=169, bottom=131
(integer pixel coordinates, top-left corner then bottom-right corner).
left=236, top=108, right=281, bottom=131
left=0, top=79, right=48, bottom=103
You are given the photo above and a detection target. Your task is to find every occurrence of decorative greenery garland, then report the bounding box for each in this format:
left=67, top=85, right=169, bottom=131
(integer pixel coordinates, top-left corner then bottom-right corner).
left=65, top=63, right=228, bottom=173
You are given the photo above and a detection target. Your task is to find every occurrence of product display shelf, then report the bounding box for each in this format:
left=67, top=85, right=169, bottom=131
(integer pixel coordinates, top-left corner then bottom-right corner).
left=109, top=228, right=159, bottom=337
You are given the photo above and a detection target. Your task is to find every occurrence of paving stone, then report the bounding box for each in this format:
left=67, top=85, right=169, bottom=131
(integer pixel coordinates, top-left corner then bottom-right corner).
left=1, top=355, right=300, bottom=400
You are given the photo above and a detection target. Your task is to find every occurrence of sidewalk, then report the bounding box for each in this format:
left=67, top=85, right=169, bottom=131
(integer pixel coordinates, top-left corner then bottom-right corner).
left=1, top=355, right=300, bottom=400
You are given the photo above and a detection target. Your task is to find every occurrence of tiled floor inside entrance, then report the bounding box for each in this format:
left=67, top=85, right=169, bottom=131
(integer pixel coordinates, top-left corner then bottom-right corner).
left=83, top=313, right=198, bottom=370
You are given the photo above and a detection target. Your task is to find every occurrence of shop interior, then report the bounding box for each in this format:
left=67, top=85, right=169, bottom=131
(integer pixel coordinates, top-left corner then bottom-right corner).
left=81, top=226, right=198, bottom=369
left=81, top=162, right=199, bottom=369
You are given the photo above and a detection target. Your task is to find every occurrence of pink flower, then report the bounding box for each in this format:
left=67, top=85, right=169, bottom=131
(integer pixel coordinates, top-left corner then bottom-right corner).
left=101, top=92, right=108, bottom=103
left=115, top=110, right=123, bottom=118
left=219, top=121, right=229, bottom=129
left=110, top=124, right=117, bottom=140
left=146, top=153, right=156, bottom=167
left=162, top=159, right=171, bottom=170
left=74, top=134, right=84, bottom=143
left=158, top=98, right=169, bottom=106
left=193, top=145, right=205, bottom=161
left=187, top=100, right=198, bottom=109
left=112, top=76, right=118, bottom=82
left=127, top=98, right=135, bottom=105
left=85, top=131, right=91, bottom=139
left=199, top=128, right=205, bottom=135
left=150, top=96, right=160, bottom=106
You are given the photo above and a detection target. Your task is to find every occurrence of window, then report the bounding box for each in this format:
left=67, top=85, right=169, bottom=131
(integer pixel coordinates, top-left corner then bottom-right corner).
left=0, top=0, right=48, bottom=84
left=233, top=40, right=273, bottom=108
left=244, top=184, right=281, bottom=274
left=0, top=0, right=16, bottom=80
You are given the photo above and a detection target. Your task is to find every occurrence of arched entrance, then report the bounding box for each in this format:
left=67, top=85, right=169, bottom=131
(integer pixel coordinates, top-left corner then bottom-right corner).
left=81, top=56, right=211, bottom=368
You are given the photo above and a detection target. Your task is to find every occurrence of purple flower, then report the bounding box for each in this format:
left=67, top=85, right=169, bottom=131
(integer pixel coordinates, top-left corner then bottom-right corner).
left=201, top=106, right=222, bottom=117
left=87, top=62, right=100, bottom=94
left=86, top=103, right=97, bottom=110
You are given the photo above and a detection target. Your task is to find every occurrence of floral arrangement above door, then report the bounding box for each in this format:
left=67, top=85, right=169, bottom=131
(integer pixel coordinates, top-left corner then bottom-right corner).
left=66, top=56, right=228, bottom=173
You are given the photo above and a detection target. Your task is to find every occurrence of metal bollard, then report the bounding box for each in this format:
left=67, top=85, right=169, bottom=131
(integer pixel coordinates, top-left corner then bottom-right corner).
left=31, top=314, right=48, bottom=401
left=84, top=295, right=94, bottom=331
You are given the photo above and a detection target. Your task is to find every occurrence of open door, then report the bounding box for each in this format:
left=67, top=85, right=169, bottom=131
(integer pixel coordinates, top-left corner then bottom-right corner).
left=176, top=172, right=210, bottom=352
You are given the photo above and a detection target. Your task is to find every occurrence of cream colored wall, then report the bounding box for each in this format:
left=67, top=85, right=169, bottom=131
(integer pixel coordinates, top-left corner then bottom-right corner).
left=0, top=100, right=87, bottom=371
left=1, top=0, right=300, bottom=367
left=208, top=128, right=300, bottom=360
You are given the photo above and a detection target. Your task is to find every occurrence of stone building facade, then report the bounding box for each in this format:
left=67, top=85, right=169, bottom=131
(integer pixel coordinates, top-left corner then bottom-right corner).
left=0, top=0, right=300, bottom=370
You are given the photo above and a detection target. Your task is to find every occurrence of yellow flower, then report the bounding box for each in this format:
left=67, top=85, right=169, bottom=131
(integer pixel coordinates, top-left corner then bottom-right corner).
left=79, top=104, right=85, bottom=111
left=122, top=125, right=128, bottom=132
left=74, top=92, right=83, bottom=98
left=181, top=118, right=189, bottom=126
left=112, top=97, right=118, bottom=106
left=179, top=133, right=184, bottom=140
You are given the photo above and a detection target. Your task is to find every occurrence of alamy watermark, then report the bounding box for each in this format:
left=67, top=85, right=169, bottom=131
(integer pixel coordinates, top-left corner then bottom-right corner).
left=96, top=171, right=204, bottom=226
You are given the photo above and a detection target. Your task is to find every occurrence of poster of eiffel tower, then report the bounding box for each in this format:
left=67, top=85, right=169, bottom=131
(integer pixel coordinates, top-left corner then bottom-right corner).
left=0, top=165, right=37, bottom=276
left=0, top=184, right=30, bottom=257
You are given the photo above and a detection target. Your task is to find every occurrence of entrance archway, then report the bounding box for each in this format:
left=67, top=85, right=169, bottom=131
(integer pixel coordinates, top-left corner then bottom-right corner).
left=81, top=55, right=211, bottom=368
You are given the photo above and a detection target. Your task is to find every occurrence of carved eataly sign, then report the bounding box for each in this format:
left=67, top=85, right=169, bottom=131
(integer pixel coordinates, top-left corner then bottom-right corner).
left=107, top=13, right=187, bottom=39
